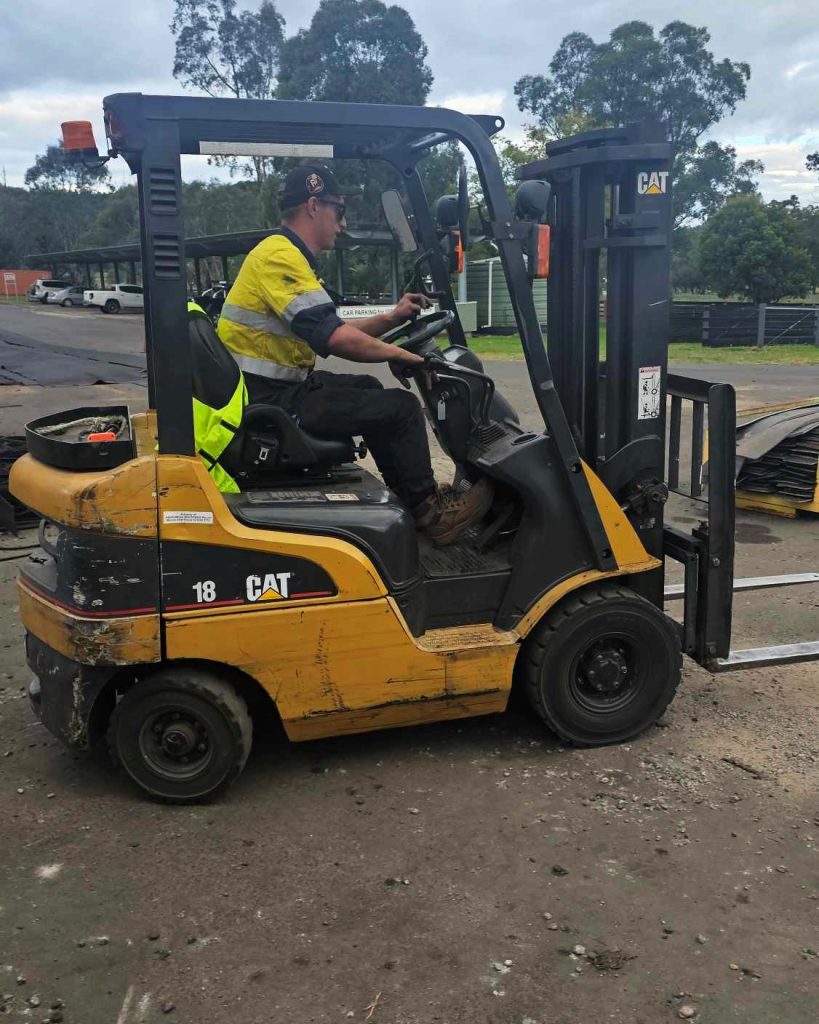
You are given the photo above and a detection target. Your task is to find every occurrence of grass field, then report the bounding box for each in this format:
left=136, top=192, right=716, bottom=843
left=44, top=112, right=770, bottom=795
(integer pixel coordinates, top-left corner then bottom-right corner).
left=470, top=333, right=819, bottom=365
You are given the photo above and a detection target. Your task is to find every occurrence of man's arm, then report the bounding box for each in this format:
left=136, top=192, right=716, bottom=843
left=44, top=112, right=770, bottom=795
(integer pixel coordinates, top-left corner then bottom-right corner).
left=326, top=322, right=432, bottom=389
left=326, top=322, right=422, bottom=366
left=354, top=292, right=432, bottom=337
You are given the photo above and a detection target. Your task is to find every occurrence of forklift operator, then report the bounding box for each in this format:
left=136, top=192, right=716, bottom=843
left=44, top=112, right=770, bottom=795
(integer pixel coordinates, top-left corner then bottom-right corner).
left=217, top=163, right=493, bottom=546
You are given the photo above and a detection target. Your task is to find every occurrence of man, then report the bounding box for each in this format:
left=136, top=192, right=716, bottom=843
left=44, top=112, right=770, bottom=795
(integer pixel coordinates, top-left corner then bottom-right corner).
left=217, top=163, right=492, bottom=546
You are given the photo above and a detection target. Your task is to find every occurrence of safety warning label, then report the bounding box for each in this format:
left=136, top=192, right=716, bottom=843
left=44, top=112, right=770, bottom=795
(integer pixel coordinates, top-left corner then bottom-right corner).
left=163, top=510, right=214, bottom=524
left=638, top=366, right=661, bottom=420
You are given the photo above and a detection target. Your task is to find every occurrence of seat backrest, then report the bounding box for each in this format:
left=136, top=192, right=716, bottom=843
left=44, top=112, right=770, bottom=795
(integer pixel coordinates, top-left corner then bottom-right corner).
left=189, top=310, right=243, bottom=411
left=188, top=311, right=354, bottom=476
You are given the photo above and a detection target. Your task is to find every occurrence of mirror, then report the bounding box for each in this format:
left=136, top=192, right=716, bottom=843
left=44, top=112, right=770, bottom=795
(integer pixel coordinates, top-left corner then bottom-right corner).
left=381, top=190, right=418, bottom=253
left=433, top=194, right=459, bottom=229
left=514, top=179, right=552, bottom=222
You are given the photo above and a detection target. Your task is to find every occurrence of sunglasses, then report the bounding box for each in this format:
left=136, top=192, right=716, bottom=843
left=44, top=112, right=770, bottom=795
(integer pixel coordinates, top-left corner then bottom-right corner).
left=317, top=198, right=347, bottom=221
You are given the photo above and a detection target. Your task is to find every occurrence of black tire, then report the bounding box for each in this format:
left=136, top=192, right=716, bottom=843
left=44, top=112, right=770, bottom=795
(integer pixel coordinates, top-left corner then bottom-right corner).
left=103, top=298, right=120, bottom=314
left=521, top=583, right=681, bottom=746
left=62, top=298, right=73, bottom=307
left=107, top=667, right=253, bottom=803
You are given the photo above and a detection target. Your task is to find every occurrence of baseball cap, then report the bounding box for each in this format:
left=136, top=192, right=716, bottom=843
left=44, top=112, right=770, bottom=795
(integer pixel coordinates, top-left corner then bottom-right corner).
left=280, top=163, right=359, bottom=211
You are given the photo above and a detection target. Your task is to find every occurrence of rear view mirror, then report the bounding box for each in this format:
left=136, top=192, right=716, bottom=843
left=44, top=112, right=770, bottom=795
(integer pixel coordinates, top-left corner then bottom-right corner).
left=514, top=179, right=552, bottom=222
left=381, top=190, right=418, bottom=253
left=433, top=195, right=459, bottom=230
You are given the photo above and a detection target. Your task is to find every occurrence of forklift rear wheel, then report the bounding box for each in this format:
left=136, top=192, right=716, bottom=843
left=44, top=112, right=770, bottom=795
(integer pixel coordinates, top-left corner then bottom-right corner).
left=522, top=584, right=681, bottom=746
left=107, top=668, right=253, bottom=803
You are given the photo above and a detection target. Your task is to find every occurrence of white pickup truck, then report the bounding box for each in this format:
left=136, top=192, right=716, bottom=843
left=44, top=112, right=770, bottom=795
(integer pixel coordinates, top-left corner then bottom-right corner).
left=83, top=283, right=144, bottom=314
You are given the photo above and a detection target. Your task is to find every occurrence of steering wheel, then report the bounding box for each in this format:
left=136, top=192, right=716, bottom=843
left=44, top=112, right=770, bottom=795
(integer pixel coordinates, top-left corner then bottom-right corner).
left=381, top=309, right=455, bottom=353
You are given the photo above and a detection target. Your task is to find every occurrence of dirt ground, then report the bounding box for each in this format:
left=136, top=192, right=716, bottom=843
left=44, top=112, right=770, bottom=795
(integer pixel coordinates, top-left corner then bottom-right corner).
left=0, top=305, right=817, bottom=1023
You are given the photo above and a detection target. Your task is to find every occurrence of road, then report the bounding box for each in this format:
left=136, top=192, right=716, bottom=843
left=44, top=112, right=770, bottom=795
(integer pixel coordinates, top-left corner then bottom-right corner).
left=0, top=303, right=817, bottom=1024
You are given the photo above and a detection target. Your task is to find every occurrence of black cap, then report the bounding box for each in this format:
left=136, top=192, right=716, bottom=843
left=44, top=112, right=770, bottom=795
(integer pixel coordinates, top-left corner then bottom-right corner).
left=280, top=163, right=358, bottom=211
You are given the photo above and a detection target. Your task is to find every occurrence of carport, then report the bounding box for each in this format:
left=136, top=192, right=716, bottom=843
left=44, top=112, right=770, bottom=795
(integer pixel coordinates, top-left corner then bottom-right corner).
left=23, top=227, right=402, bottom=300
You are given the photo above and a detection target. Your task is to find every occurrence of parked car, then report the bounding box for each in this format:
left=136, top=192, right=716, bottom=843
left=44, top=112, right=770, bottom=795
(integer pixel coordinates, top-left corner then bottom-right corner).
left=83, top=283, right=144, bottom=314
left=27, top=279, right=69, bottom=303
left=46, top=285, right=86, bottom=308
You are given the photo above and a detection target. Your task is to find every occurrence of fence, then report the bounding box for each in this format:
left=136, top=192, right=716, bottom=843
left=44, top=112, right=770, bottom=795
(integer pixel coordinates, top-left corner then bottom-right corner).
left=670, top=301, right=819, bottom=347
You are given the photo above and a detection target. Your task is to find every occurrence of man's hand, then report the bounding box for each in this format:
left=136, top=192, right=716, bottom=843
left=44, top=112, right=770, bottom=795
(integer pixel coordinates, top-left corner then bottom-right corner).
left=391, top=291, right=432, bottom=325
left=390, top=352, right=436, bottom=390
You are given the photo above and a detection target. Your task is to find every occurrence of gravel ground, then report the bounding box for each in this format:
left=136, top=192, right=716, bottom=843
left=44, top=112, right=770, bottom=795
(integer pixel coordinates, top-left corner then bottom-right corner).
left=0, top=305, right=816, bottom=1023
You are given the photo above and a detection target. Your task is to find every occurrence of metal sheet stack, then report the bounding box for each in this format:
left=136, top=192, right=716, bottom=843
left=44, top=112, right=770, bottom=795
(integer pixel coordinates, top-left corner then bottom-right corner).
left=736, top=402, right=819, bottom=506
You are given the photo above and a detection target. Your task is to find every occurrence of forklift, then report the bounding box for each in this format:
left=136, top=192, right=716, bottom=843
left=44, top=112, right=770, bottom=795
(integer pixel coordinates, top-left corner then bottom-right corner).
left=11, top=96, right=819, bottom=802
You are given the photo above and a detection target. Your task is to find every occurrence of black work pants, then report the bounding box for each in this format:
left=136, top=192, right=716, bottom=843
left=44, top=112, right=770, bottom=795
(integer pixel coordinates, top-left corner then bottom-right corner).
left=246, top=370, right=436, bottom=505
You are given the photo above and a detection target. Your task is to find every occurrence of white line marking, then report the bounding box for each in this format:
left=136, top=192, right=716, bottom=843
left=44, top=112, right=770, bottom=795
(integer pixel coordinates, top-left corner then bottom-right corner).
left=116, top=986, right=134, bottom=1024
left=136, top=992, right=152, bottom=1021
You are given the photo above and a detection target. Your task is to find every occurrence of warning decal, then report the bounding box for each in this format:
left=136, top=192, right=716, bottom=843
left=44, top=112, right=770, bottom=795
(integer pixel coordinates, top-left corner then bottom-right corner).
left=638, top=366, right=662, bottom=420
left=163, top=510, right=214, bottom=525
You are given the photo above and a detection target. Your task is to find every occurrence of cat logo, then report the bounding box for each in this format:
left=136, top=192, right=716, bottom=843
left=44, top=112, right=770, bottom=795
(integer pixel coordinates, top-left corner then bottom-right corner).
left=637, top=170, right=669, bottom=196
left=246, top=572, right=292, bottom=602
left=306, top=172, right=324, bottom=194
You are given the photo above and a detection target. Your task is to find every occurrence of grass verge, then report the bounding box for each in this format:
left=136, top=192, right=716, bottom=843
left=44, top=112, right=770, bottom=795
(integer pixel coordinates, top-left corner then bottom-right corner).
left=470, top=334, right=819, bottom=365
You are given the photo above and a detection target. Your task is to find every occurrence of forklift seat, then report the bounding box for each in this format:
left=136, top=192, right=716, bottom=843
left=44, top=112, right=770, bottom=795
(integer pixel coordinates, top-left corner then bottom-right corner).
left=189, top=310, right=357, bottom=481
left=237, top=403, right=356, bottom=474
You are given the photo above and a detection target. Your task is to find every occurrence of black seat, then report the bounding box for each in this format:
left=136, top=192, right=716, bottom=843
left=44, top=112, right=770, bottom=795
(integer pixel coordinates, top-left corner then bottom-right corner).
left=238, top=404, right=356, bottom=474
left=189, top=309, right=359, bottom=482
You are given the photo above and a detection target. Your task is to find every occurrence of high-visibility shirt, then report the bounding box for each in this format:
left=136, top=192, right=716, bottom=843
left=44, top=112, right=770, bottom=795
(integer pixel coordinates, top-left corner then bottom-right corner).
left=189, top=302, right=247, bottom=493
left=217, top=227, right=343, bottom=383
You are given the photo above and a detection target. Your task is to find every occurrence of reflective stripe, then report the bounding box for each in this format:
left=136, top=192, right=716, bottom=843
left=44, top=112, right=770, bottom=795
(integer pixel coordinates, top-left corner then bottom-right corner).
left=220, top=302, right=289, bottom=335
left=232, top=352, right=310, bottom=381
left=282, top=288, right=333, bottom=324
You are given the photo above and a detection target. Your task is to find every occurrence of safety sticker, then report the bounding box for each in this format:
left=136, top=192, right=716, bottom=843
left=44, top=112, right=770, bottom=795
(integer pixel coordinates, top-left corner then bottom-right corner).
left=163, top=510, right=214, bottom=524
left=638, top=366, right=662, bottom=420
left=325, top=493, right=359, bottom=502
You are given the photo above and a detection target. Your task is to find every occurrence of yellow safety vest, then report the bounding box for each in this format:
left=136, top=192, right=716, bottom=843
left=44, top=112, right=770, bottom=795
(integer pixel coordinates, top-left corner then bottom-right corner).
left=217, top=232, right=332, bottom=381
left=189, top=302, right=247, bottom=493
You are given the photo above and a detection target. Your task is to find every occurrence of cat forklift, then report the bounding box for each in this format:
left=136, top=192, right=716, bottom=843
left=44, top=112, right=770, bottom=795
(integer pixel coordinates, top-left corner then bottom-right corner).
left=11, top=95, right=818, bottom=802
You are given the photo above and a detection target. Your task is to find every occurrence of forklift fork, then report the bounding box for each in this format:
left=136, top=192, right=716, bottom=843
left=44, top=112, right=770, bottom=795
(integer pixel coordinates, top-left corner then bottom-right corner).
left=663, top=374, right=819, bottom=671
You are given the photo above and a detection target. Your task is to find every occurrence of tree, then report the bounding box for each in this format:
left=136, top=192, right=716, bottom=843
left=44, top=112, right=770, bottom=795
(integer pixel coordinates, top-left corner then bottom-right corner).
left=671, top=226, right=708, bottom=293
left=807, top=152, right=819, bottom=177
left=698, top=196, right=812, bottom=304
left=171, top=0, right=285, bottom=180
left=171, top=0, right=284, bottom=99
left=769, top=197, right=819, bottom=294
left=515, top=22, right=749, bottom=155
left=673, top=141, right=763, bottom=227
left=277, top=0, right=432, bottom=105
left=25, top=140, right=111, bottom=192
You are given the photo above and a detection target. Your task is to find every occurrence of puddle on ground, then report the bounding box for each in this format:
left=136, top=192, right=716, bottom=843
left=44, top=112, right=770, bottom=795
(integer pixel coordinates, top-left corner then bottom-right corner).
left=735, top=521, right=782, bottom=545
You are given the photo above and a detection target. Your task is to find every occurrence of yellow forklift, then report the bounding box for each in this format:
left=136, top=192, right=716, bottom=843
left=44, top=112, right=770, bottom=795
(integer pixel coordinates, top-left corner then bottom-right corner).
left=11, top=96, right=818, bottom=801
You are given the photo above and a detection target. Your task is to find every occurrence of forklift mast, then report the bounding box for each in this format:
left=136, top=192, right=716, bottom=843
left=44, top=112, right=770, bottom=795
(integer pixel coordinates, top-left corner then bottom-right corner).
left=519, top=124, right=673, bottom=608
left=520, top=125, right=819, bottom=672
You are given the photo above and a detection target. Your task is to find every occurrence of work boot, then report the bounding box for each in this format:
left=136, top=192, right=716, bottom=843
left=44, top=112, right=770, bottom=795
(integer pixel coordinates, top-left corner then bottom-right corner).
left=412, top=478, right=494, bottom=546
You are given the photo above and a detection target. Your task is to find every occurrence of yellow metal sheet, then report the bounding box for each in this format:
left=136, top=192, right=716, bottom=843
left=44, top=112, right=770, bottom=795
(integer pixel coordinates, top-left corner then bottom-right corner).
left=157, top=456, right=386, bottom=602
left=164, top=596, right=517, bottom=740
left=9, top=454, right=158, bottom=536
left=18, top=580, right=161, bottom=666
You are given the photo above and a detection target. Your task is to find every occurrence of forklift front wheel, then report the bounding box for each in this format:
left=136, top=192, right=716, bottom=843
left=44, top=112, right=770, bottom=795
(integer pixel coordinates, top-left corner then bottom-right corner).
left=107, top=668, right=253, bottom=803
left=522, top=584, right=681, bottom=746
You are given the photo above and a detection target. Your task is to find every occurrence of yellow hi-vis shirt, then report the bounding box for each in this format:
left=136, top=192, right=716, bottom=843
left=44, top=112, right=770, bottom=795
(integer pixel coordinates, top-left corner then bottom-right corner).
left=217, top=229, right=342, bottom=382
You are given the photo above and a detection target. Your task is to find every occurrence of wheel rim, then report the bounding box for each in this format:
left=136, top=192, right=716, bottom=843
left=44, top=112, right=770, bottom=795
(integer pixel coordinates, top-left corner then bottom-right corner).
left=137, top=706, right=214, bottom=781
left=569, top=635, right=644, bottom=715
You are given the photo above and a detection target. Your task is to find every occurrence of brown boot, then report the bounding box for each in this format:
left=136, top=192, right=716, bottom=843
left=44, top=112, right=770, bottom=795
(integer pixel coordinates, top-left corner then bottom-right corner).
left=412, top=478, right=494, bottom=546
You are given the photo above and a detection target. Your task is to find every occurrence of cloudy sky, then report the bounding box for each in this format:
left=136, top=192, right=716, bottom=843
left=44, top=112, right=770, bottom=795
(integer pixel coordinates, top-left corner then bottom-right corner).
left=1, top=0, right=818, bottom=203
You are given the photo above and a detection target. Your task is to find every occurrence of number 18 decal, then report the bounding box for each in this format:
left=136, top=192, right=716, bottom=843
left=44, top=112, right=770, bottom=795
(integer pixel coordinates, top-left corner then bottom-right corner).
left=193, top=580, right=217, bottom=603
